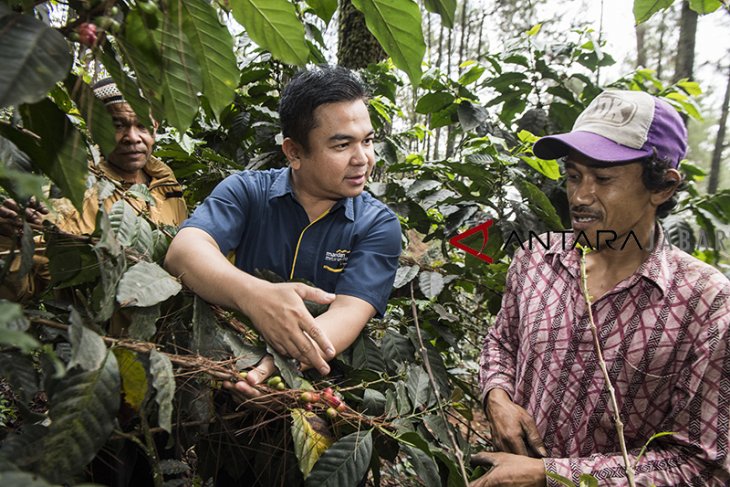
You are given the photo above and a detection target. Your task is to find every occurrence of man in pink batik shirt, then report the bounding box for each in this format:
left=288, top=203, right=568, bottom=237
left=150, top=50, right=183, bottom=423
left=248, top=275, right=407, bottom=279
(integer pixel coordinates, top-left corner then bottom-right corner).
left=471, top=90, right=730, bottom=486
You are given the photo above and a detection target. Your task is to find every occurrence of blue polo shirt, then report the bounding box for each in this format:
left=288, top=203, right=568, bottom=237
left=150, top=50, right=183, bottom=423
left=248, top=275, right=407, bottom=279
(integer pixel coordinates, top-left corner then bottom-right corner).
left=181, top=168, right=402, bottom=316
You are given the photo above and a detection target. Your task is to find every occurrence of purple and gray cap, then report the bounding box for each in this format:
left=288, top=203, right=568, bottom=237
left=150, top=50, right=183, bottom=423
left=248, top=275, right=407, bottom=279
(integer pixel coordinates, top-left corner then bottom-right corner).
left=532, top=90, right=687, bottom=168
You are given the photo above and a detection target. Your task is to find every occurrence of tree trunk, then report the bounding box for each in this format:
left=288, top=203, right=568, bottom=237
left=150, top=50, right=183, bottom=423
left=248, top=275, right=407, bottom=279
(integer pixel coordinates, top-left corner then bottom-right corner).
left=458, top=0, right=469, bottom=66
left=673, top=0, right=698, bottom=82
left=656, top=10, right=668, bottom=80
left=636, top=22, right=647, bottom=68
left=337, top=0, right=386, bottom=69
left=708, top=63, right=730, bottom=194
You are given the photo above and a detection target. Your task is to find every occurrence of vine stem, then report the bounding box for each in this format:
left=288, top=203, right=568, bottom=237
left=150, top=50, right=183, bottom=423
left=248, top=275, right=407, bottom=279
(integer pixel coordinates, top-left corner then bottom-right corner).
left=410, top=282, right=469, bottom=486
left=578, top=247, right=636, bottom=486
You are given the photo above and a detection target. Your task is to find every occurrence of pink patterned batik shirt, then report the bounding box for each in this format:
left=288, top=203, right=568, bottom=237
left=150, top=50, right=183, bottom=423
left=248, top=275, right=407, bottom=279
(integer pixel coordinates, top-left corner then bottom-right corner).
left=479, top=227, right=730, bottom=486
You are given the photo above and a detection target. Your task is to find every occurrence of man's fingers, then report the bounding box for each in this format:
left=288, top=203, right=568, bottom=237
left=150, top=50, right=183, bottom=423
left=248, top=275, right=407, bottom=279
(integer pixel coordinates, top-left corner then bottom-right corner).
left=246, top=355, right=276, bottom=386
left=299, top=314, right=336, bottom=360
left=503, top=434, right=529, bottom=456
left=292, top=333, right=330, bottom=375
left=470, top=452, right=497, bottom=468
left=293, top=283, right=336, bottom=305
left=523, top=423, right=547, bottom=457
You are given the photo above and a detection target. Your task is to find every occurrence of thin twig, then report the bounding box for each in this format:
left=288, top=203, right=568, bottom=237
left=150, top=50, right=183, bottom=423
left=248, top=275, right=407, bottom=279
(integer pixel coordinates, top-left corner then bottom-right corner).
left=578, top=247, right=635, bottom=486
left=410, top=282, right=469, bottom=486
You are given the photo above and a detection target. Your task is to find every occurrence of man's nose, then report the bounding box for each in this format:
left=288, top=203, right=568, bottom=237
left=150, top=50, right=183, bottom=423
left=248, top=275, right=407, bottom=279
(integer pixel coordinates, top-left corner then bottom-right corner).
left=351, top=142, right=371, bottom=165
left=121, top=126, right=143, bottom=143
left=571, top=179, right=596, bottom=205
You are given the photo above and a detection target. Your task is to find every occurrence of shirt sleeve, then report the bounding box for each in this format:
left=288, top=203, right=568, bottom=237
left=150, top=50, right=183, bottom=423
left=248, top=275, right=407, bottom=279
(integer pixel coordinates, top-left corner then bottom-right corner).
left=545, top=291, right=730, bottom=486
left=334, top=210, right=401, bottom=317
left=180, top=173, right=251, bottom=254
left=478, top=250, right=527, bottom=404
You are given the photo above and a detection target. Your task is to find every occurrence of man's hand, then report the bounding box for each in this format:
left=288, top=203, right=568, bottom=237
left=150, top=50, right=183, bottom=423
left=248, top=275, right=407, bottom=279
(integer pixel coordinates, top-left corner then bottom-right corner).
left=470, top=452, right=546, bottom=487
left=243, top=281, right=336, bottom=375
left=0, top=197, right=48, bottom=237
left=485, top=388, right=547, bottom=457
left=223, top=355, right=279, bottom=405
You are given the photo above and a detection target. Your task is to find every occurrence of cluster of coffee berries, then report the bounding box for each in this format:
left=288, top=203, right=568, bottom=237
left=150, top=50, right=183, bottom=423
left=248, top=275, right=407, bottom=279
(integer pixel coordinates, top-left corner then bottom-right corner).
left=300, top=387, right=347, bottom=418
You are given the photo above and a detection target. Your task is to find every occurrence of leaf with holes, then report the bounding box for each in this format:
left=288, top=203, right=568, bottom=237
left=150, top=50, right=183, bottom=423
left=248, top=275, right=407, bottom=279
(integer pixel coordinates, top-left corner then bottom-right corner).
left=305, top=430, right=373, bottom=487
left=117, top=261, right=182, bottom=308
left=291, top=408, right=334, bottom=478
left=231, top=0, right=309, bottom=66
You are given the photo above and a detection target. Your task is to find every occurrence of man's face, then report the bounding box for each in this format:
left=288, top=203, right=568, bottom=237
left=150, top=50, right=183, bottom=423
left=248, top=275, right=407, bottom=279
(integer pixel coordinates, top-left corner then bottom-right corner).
left=564, top=152, right=659, bottom=250
left=106, top=103, right=155, bottom=177
left=288, top=99, right=375, bottom=205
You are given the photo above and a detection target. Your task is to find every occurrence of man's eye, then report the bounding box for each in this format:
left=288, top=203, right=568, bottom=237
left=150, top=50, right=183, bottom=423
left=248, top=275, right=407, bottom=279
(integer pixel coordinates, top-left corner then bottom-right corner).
left=596, top=176, right=611, bottom=183
left=137, top=125, right=149, bottom=132
left=335, top=143, right=348, bottom=149
left=363, top=138, right=374, bottom=146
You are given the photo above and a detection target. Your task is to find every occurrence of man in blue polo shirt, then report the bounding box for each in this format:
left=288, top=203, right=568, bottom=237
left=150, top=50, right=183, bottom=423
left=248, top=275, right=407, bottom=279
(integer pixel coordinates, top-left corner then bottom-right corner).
left=165, top=65, right=402, bottom=397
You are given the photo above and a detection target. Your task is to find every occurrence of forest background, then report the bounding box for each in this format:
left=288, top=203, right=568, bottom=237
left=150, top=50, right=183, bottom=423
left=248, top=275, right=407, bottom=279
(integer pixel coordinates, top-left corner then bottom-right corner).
left=0, top=0, right=729, bottom=486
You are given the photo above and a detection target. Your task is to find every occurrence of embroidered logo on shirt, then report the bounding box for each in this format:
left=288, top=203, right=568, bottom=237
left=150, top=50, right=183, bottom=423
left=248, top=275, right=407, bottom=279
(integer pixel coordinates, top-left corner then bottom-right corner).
left=323, top=249, right=350, bottom=272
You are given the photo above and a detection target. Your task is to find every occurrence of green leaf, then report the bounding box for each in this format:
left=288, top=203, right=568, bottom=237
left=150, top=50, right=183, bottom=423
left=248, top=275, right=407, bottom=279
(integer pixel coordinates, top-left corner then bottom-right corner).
left=306, top=0, right=338, bottom=23
left=415, top=92, right=455, bottom=114
left=127, top=305, right=161, bottom=341
left=160, top=3, right=204, bottom=133
left=418, top=271, right=444, bottom=299
left=177, top=0, right=238, bottom=120
left=0, top=306, right=39, bottom=353
left=362, top=388, right=386, bottom=415
left=351, top=0, right=425, bottom=84
left=19, top=99, right=88, bottom=210
left=305, top=430, right=373, bottom=487
left=402, top=444, right=440, bottom=487
left=37, top=352, right=121, bottom=484
left=578, top=474, right=599, bottom=487
left=150, top=348, right=175, bottom=433
left=116, top=261, right=182, bottom=307
left=633, top=0, right=674, bottom=24
left=515, top=179, right=564, bottom=230
left=113, top=348, right=149, bottom=412
left=458, top=64, right=486, bottom=86
left=351, top=333, right=387, bottom=371
left=230, top=0, right=309, bottom=66
left=0, top=11, right=72, bottom=108
left=406, top=365, right=432, bottom=411
left=269, top=347, right=306, bottom=389
left=520, top=154, right=561, bottom=180
left=109, top=200, right=141, bottom=248
left=291, top=408, right=334, bottom=478
left=68, top=315, right=107, bottom=372
left=382, top=329, right=415, bottom=368
left=422, top=0, right=457, bottom=28
left=64, top=75, right=117, bottom=158
left=689, top=0, right=722, bottom=14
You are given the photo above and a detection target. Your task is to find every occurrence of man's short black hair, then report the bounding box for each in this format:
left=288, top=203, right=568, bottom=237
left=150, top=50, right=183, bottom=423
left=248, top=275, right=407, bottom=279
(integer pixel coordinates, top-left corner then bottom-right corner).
left=279, top=65, right=368, bottom=152
left=641, top=154, right=685, bottom=219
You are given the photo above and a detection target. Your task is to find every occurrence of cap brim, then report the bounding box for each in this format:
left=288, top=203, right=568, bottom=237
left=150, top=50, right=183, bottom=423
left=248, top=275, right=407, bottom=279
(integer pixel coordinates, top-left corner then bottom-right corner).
left=533, top=131, right=652, bottom=163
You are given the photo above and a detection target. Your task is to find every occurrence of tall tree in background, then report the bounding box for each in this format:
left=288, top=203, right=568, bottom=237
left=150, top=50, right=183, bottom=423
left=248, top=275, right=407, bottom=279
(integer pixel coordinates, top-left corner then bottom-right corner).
left=673, top=0, right=698, bottom=82
left=708, top=61, right=730, bottom=193
left=337, top=0, right=386, bottom=69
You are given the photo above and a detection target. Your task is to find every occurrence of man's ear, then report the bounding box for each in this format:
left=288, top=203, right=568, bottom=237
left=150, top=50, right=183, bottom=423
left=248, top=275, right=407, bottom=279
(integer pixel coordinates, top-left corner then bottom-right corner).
left=650, top=168, right=682, bottom=207
left=282, top=137, right=303, bottom=169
